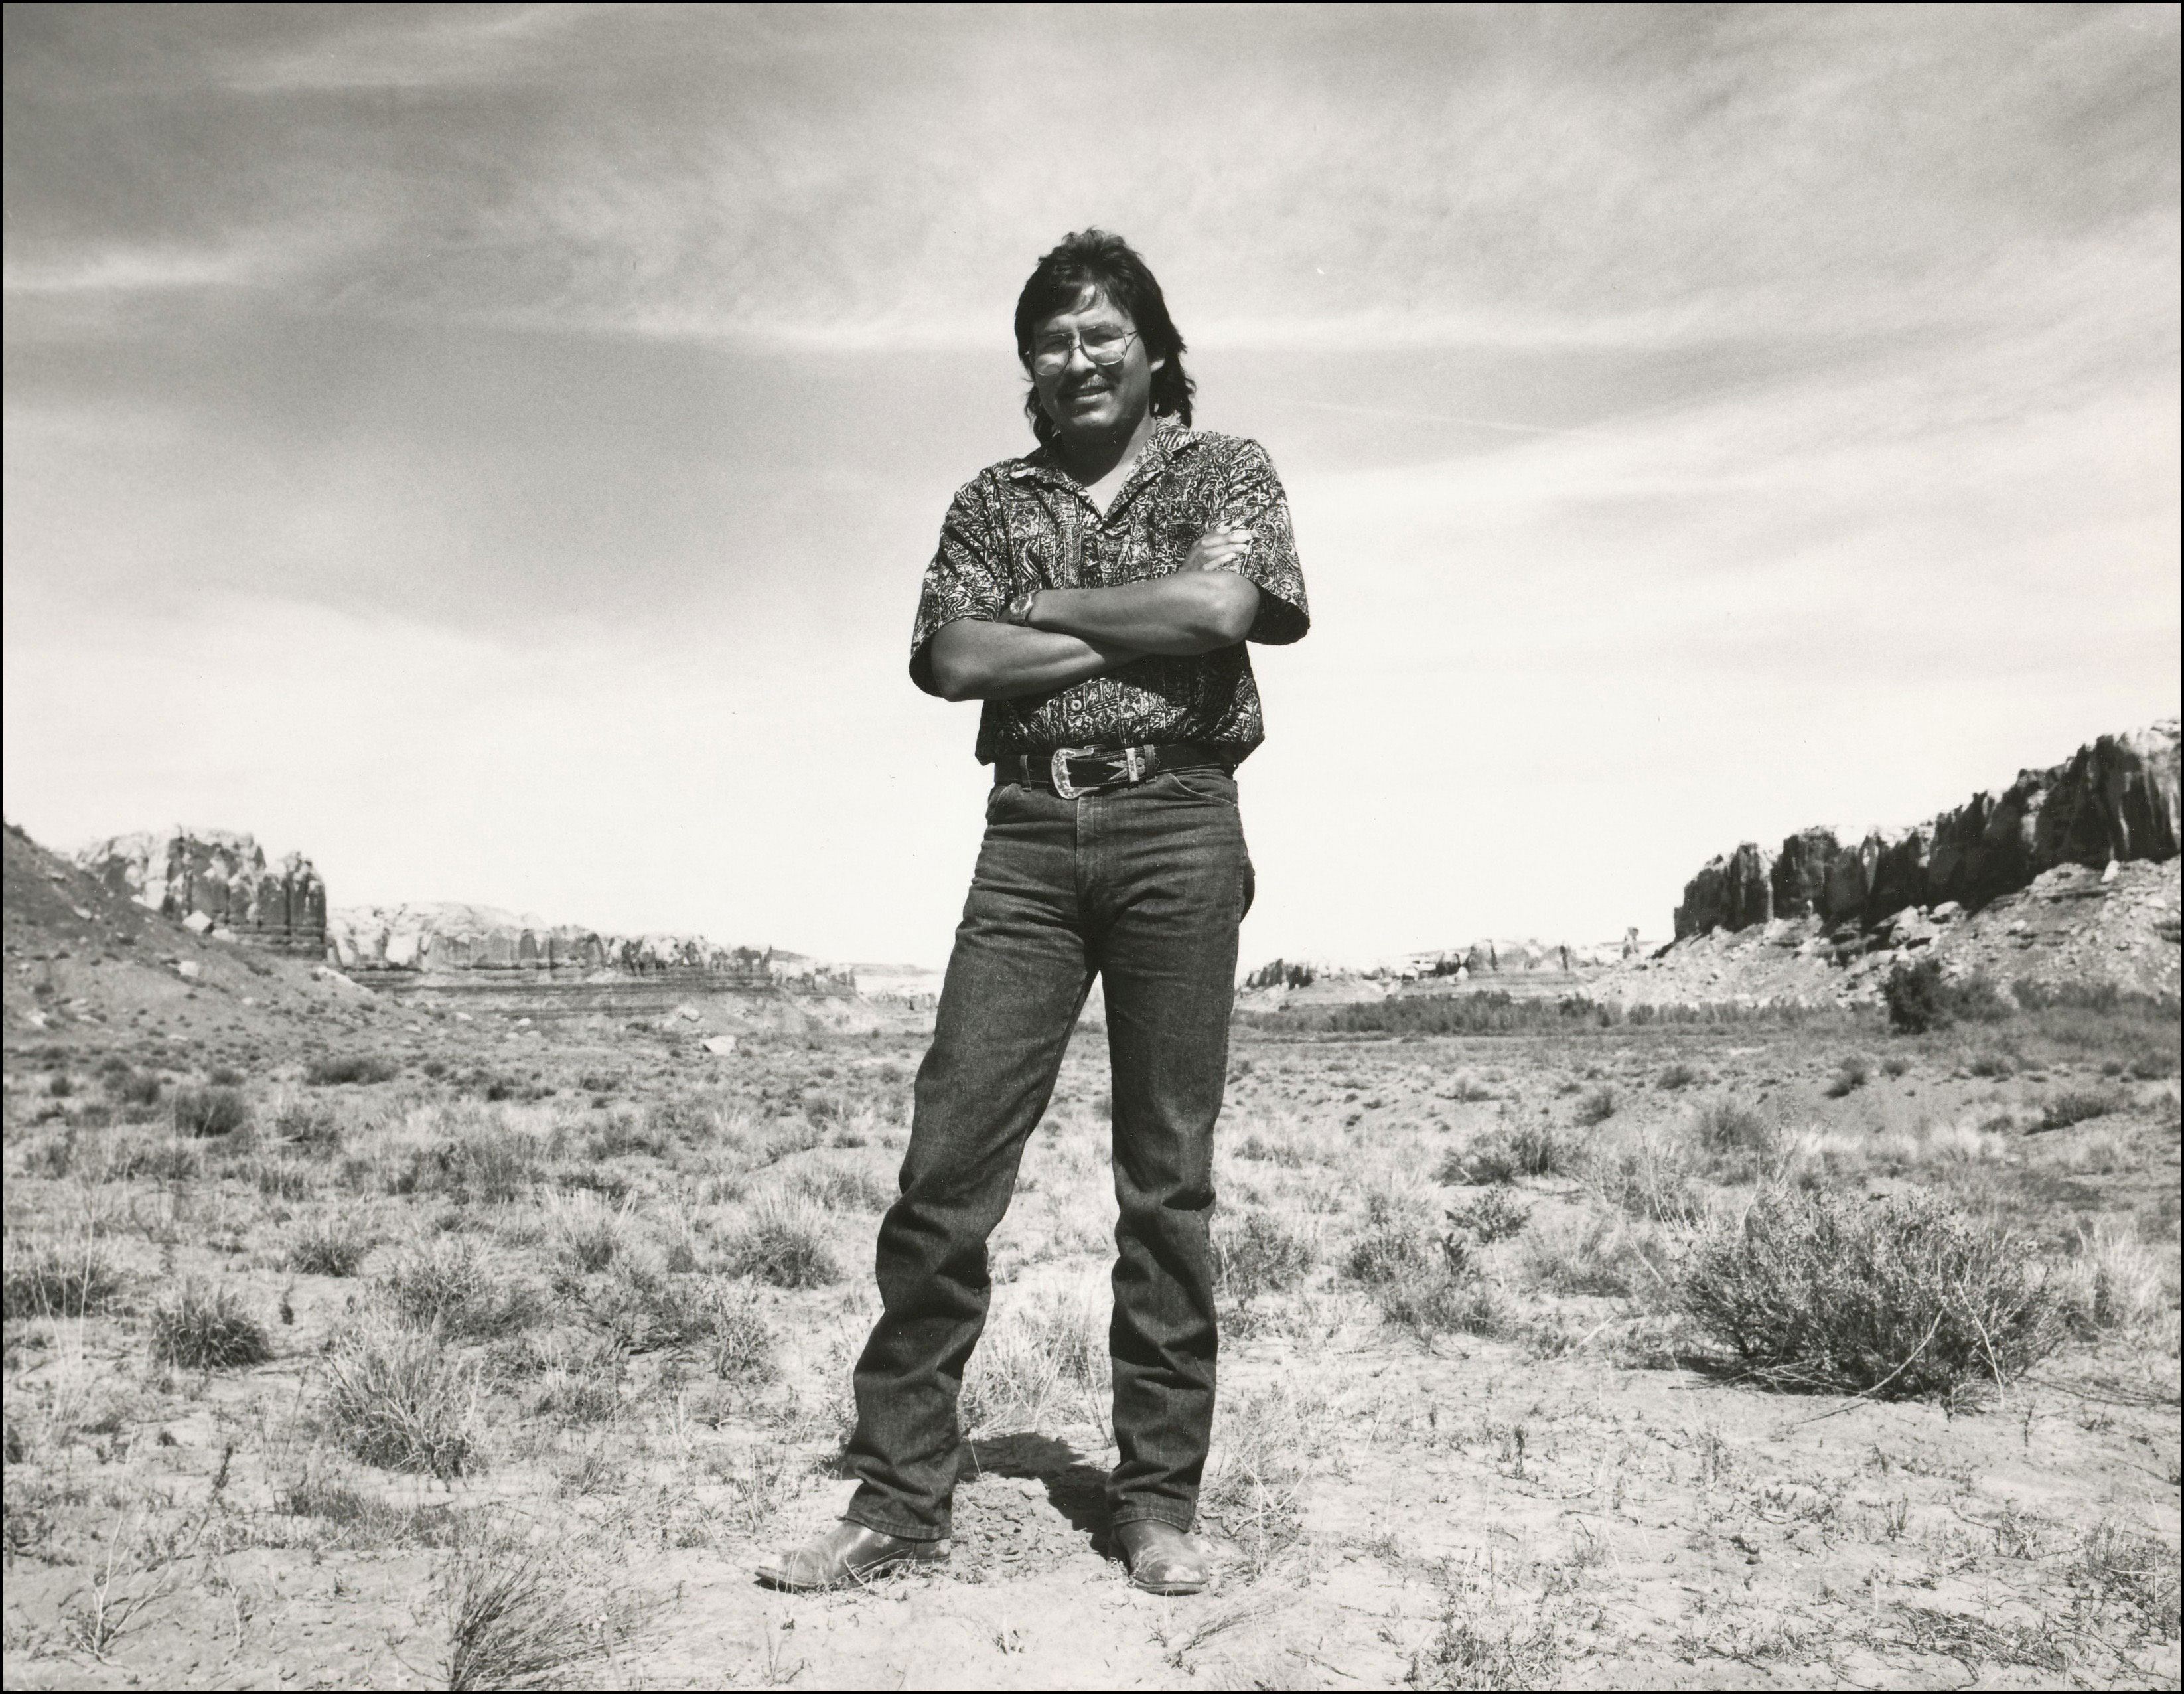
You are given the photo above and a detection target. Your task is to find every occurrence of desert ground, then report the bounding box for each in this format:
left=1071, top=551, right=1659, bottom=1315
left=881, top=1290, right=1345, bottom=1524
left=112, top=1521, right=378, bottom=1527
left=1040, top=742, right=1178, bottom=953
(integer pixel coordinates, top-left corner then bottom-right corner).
left=3, top=828, right=2180, bottom=1690
left=4, top=1014, right=2179, bottom=1687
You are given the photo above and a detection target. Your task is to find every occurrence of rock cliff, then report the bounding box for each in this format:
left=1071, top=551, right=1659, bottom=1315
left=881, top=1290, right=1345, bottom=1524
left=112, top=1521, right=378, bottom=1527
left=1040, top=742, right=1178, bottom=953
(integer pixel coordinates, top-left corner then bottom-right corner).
left=74, top=827, right=327, bottom=952
left=1673, top=721, right=2180, bottom=939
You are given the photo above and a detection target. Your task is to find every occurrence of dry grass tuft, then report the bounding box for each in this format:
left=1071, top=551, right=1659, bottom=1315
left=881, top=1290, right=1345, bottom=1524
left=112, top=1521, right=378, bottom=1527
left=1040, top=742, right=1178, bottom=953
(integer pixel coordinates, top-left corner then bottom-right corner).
left=1213, top=1207, right=1317, bottom=1304
left=439, top=1523, right=616, bottom=1691
left=151, top=1280, right=274, bottom=1370
left=720, top=1194, right=841, bottom=1289
left=287, top=1213, right=372, bottom=1278
left=959, top=1287, right=1109, bottom=1436
left=321, top=1323, right=486, bottom=1478
left=381, top=1238, right=539, bottom=1339
left=1197, top=1381, right=1328, bottom=1579
left=1, top=1237, right=129, bottom=1321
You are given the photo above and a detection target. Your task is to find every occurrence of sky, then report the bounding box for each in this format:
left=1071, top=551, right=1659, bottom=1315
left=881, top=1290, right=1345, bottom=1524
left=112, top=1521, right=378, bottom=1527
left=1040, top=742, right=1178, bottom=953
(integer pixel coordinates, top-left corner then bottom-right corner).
left=4, top=3, right=2179, bottom=968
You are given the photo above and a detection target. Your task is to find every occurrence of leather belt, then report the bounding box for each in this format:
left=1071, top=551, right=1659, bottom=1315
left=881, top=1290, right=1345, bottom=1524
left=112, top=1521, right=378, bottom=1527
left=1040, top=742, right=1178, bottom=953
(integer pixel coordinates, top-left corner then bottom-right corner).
left=993, top=742, right=1230, bottom=798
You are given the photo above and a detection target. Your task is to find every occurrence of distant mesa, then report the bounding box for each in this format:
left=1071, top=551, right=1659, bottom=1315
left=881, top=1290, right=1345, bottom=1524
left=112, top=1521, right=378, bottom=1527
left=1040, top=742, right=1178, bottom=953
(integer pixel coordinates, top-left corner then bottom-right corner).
left=74, top=826, right=325, bottom=953
left=1673, top=720, right=2180, bottom=940
left=325, top=903, right=853, bottom=994
left=66, top=828, right=854, bottom=1003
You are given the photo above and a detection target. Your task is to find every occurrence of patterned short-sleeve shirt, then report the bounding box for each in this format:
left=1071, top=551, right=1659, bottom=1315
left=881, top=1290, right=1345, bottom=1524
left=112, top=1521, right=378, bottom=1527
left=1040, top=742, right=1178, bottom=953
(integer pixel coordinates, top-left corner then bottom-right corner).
left=909, top=424, right=1309, bottom=766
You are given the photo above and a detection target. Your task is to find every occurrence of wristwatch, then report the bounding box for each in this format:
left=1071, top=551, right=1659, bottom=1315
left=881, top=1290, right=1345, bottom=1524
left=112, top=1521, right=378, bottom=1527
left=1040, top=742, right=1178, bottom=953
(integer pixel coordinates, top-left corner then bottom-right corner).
left=1001, top=588, right=1042, bottom=627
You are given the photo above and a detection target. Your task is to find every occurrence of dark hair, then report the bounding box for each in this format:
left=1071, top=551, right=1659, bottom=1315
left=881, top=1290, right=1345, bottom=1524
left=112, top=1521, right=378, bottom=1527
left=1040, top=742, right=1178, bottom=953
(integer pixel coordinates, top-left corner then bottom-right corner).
left=1014, top=228, right=1195, bottom=449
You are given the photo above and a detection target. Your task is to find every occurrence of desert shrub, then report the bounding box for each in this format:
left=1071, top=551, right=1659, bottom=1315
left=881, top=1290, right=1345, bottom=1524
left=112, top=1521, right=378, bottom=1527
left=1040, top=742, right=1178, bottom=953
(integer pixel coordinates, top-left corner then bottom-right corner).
left=1884, top=958, right=2011, bottom=1034
left=1674, top=1186, right=2065, bottom=1398
left=381, top=1239, right=538, bottom=1340
left=1657, top=1062, right=1701, bottom=1091
left=1824, top=1056, right=1871, bottom=1098
left=289, top=1215, right=372, bottom=1278
left=390, top=1129, right=542, bottom=1205
left=1, top=1239, right=128, bottom=1320
left=1882, top=1055, right=1911, bottom=1077
left=1695, top=1097, right=1775, bottom=1158
left=171, top=1085, right=249, bottom=1137
left=1445, top=1073, right=1496, bottom=1103
left=321, top=1324, right=485, bottom=1478
left=1214, top=1208, right=1317, bottom=1303
left=152, top=1281, right=274, bottom=1369
left=1445, top=1190, right=1531, bottom=1249
left=2040, top=1088, right=2127, bottom=1132
left=1238, top=1132, right=1309, bottom=1168
left=306, top=1054, right=400, bottom=1087
left=273, top=1099, right=344, bottom=1150
left=106, top=1134, right=200, bottom=1184
left=254, top=1156, right=314, bottom=1199
left=585, top=1110, right=668, bottom=1162
left=1573, top=1085, right=1617, bottom=1126
left=577, top=1265, right=737, bottom=1354
left=106, top=1069, right=164, bottom=1109
left=719, top=1196, right=841, bottom=1289
left=1343, top=1194, right=1433, bottom=1286
left=1378, top=1268, right=1506, bottom=1347
left=2073, top=1517, right=2183, bottom=1632
left=1967, top=1047, right=2017, bottom=1078
left=1459, top=1125, right=1571, bottom=1185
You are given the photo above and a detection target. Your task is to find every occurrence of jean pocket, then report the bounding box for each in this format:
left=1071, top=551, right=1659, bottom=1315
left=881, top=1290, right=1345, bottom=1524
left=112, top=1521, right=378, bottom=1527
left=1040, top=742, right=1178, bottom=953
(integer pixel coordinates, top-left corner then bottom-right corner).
left=1159, top=767, right=1238, bottom=804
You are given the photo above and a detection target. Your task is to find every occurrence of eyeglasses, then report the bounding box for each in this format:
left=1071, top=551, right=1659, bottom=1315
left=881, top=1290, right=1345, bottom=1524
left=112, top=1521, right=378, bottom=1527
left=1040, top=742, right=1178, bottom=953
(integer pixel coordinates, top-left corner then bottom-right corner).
left=1025, top=326, right=1140, bottom=374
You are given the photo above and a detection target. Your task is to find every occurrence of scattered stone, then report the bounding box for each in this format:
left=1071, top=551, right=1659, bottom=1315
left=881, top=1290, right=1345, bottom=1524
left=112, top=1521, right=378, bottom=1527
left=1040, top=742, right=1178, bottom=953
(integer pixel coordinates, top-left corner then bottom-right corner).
left=703, top=1036, right=738, bottom=1055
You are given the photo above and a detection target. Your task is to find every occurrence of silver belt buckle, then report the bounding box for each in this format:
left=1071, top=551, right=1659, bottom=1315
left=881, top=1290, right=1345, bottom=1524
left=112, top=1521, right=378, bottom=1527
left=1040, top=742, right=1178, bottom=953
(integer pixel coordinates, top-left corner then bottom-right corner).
left=1050, top=746, right=1094, bottom=799
left=1050, top=745, right=1144, bottom=799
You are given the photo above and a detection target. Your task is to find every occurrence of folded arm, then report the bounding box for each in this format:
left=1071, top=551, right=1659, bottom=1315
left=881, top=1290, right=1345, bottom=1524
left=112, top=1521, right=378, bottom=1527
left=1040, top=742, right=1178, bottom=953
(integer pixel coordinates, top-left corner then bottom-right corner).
left=1025, top=570, right=1260, bottom=656
left=924, top=619, right=1144, bottom=703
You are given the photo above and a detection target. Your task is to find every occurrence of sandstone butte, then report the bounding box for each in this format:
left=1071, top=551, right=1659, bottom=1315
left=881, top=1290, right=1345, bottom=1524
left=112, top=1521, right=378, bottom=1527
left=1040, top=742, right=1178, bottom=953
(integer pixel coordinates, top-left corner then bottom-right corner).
left=1672, top=720, right=2181, bottom=941
left=74, top=826, right=327, bottom=952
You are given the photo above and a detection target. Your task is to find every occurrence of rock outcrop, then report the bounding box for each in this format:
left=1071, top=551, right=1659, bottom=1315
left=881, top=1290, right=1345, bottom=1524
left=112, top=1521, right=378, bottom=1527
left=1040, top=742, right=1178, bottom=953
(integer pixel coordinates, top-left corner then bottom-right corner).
left=325, top=903, right=853, bottom=992
left=1673, top=721, right=2180, bottom=939
left=75, top=828, right=326, bottom=952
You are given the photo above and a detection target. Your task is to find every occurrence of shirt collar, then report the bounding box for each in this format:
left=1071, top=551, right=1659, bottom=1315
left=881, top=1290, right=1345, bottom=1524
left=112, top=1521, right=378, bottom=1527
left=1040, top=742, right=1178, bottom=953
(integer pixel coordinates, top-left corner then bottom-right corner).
left=1008, top=420, right=1201, bottom=494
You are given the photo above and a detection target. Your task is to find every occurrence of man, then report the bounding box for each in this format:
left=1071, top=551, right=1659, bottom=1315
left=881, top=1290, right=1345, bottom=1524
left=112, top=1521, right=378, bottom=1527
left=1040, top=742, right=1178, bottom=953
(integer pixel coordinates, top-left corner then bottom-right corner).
left=759, top=229, right=1308, bottom=1597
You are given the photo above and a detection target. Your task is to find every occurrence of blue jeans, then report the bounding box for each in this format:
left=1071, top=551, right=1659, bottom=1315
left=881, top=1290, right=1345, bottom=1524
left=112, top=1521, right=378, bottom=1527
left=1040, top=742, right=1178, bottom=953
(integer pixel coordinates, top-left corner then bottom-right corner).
left=843, top=765, right=1253, bottom=1541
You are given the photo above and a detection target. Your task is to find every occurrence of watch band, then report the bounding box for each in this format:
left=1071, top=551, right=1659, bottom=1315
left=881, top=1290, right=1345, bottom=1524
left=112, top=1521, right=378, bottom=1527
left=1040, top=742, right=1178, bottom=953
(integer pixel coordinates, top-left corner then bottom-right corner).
left=1001, top=589, right=1041, bottom=627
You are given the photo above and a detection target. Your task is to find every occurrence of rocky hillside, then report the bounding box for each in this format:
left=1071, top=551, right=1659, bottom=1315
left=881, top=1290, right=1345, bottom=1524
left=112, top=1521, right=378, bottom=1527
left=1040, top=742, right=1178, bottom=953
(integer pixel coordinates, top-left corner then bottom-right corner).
left=1675, top=721, right=2179, bottom=939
